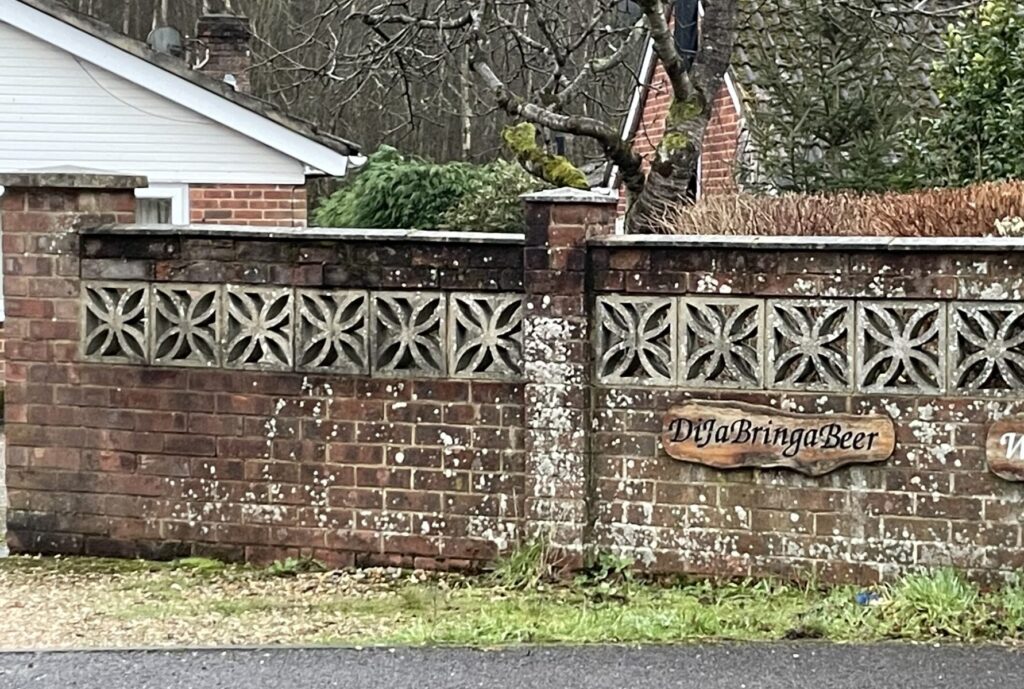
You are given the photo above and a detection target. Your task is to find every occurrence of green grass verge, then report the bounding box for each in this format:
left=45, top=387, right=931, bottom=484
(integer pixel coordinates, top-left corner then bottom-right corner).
left=2, top=552, right=1024, bottom=647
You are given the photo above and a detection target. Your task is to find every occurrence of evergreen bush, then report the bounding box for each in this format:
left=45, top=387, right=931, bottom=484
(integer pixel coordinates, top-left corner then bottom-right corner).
left=927, top=0, right=1024, bottom=184
left=314, top=147, right=545, bottom=231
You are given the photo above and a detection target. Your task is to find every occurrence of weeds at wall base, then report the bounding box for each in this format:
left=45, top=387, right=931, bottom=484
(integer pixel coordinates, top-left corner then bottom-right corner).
left=2, top=555, right=1024, bottom=647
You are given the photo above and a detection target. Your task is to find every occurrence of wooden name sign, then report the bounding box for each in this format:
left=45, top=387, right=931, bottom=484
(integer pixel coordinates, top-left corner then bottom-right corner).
left=661, top=401, right=896, bottom=476
left=986, top=417, right=1024, bottom=482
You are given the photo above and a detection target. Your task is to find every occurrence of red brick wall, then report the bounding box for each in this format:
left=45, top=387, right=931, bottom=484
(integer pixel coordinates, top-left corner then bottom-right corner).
left=3, top=183, right=527, bottom=567
left=189, top=184, right=307, bottom=227
left=590, top=243, right=1024, bottom=585
left=700, top=85, right=742, bottom=196
left=10, top=179, right=1024, bottom=585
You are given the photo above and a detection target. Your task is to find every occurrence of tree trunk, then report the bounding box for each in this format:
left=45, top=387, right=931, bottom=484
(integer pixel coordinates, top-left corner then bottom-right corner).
left=460, top=47, right=473, bottom=160
left=626, top=102, right=711, bottom=230
left=625, top=0, right=738, bottom=232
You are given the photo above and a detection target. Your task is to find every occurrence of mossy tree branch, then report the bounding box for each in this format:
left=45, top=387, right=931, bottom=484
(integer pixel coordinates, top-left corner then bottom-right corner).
left=468, top=13, right=645, bottom=195
left=628, top=0, right=739, bottom=228
left=501, top=123, right=589, bottom=189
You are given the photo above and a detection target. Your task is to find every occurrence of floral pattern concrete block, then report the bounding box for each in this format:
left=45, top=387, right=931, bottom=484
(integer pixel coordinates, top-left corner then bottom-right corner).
left=450, top=293, right=524, bottom=380
left=680, top=297, right=763, bottom=388
left=951, top=302, right=1024, bottom=393
left=296, top=289, right=370, bottom=374
left=371, top=291, right=446, bottom=377
left=223, top=285, right=294, bottom=371
left=151, top=284, right=221, bottom=368
left=596, top=296, right=676, bottom=385
left=857, top=301, right=946, bottom=394
left=768, top=300, right=853, bottom=392
left=81, top=281, right=150, bottom=364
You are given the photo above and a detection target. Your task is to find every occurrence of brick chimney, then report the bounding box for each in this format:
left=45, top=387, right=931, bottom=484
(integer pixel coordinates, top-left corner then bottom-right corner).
left=195, top=14, right=252, bottom=92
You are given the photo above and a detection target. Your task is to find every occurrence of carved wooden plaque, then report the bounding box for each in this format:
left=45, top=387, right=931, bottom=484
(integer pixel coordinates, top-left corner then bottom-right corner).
left=661, top=400, right=895, bottom=476
left=986, top=417, right=1024, bottom=481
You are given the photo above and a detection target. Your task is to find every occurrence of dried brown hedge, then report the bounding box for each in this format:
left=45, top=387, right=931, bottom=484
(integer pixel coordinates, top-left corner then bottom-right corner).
left=657, top=181, right=1024, bottom=236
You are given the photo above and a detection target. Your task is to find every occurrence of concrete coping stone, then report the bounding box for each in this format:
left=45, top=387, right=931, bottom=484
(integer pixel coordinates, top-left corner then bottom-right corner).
left=80, top=224, right=526, bottom=245
left=0, top=173, right=148, bottom=190
left=589, top=234, right=1024, bottom=251
left=520, top=187, right=619, bottom=204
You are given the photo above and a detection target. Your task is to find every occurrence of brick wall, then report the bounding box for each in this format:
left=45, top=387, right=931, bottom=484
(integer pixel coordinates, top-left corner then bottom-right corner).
left=589, top=239, right=1024, bottom=585
left=189, top=184, right=307, bottom=227
left=1, top=176, right=141, bottom=561
left=2, top=176, right=532, bottom=567
left=700, top=85, right=741, bottom=196
left=7, top=175, right=1024, bottom=585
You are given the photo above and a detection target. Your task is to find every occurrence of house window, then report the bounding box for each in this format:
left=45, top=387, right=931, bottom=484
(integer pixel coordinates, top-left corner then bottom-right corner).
left=135, top=184, right=189, bottom=225
left=137, top=197, right=172, bottom=224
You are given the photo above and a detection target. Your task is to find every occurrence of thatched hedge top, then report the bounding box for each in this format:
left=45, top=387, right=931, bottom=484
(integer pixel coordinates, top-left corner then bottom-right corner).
left=657, top=181, right=1024, bottom=236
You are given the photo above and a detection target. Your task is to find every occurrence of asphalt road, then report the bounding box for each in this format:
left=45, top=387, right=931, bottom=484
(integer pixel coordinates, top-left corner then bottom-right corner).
left=0, top=644, right=1021, bottom=689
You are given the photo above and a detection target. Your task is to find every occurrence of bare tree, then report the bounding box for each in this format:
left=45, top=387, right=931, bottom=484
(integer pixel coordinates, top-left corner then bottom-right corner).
left=254, top=0, right=740, bottom=229
left=69, top=0, right=740, bottom=228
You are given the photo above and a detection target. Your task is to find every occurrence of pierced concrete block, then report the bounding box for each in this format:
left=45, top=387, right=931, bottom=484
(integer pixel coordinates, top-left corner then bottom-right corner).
left=222, top=285, right=294, bottom=371
left=857, top=301, right=947, bottom=394
left=81, top=281, right=150, bottom=364
left=950, top=302, right=1024, bottom=394
left=450, top=292, right=524, bottom=380
left=768, top=299, right=853, bottom=392
left=296, top=289, right=370, bottom=374
left=371, top=291, right=446, bottom=377
left=680, top=296, right=763, bottom=389
left=596, top=295, right=676, bottom=385
left=151, top=284, right=221, bottom=368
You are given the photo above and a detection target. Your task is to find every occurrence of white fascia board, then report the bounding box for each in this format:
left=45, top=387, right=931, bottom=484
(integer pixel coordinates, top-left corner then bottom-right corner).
left=607, top=36, right=657, bottom=190
left=0, top=0, right=351, bottom=176
left=724, top=71, right=743, bottom=117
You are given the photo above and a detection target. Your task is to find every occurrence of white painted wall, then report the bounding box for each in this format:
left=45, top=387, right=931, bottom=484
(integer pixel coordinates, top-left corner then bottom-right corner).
left=0, top=21, right=307, bottom=185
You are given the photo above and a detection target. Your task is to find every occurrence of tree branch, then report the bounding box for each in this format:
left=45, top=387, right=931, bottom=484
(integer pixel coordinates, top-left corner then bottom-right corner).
left=635, top=0, right=692, bottom=100
left=470, top=54, right=644, bottom=193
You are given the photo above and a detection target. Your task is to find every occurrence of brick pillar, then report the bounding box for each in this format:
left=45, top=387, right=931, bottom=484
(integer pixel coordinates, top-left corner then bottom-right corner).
left=520, top=188, right=617, bottom=563
left=0, top=174, right=142, bottom=557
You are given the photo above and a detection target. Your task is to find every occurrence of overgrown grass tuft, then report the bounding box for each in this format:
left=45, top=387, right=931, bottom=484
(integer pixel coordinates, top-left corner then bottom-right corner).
left=171, top=557, right=229, bottom=574
left=884, top=569, right=984, bottom=639
left=489, top=539, right=556, bottom=590
left=264, top=557, right=327, bottom=578
left=996, top=577, right=1024, bottom=639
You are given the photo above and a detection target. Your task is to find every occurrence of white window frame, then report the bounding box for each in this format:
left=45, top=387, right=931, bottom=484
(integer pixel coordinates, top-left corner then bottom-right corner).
left=135, top=184, right=190, bottom=225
